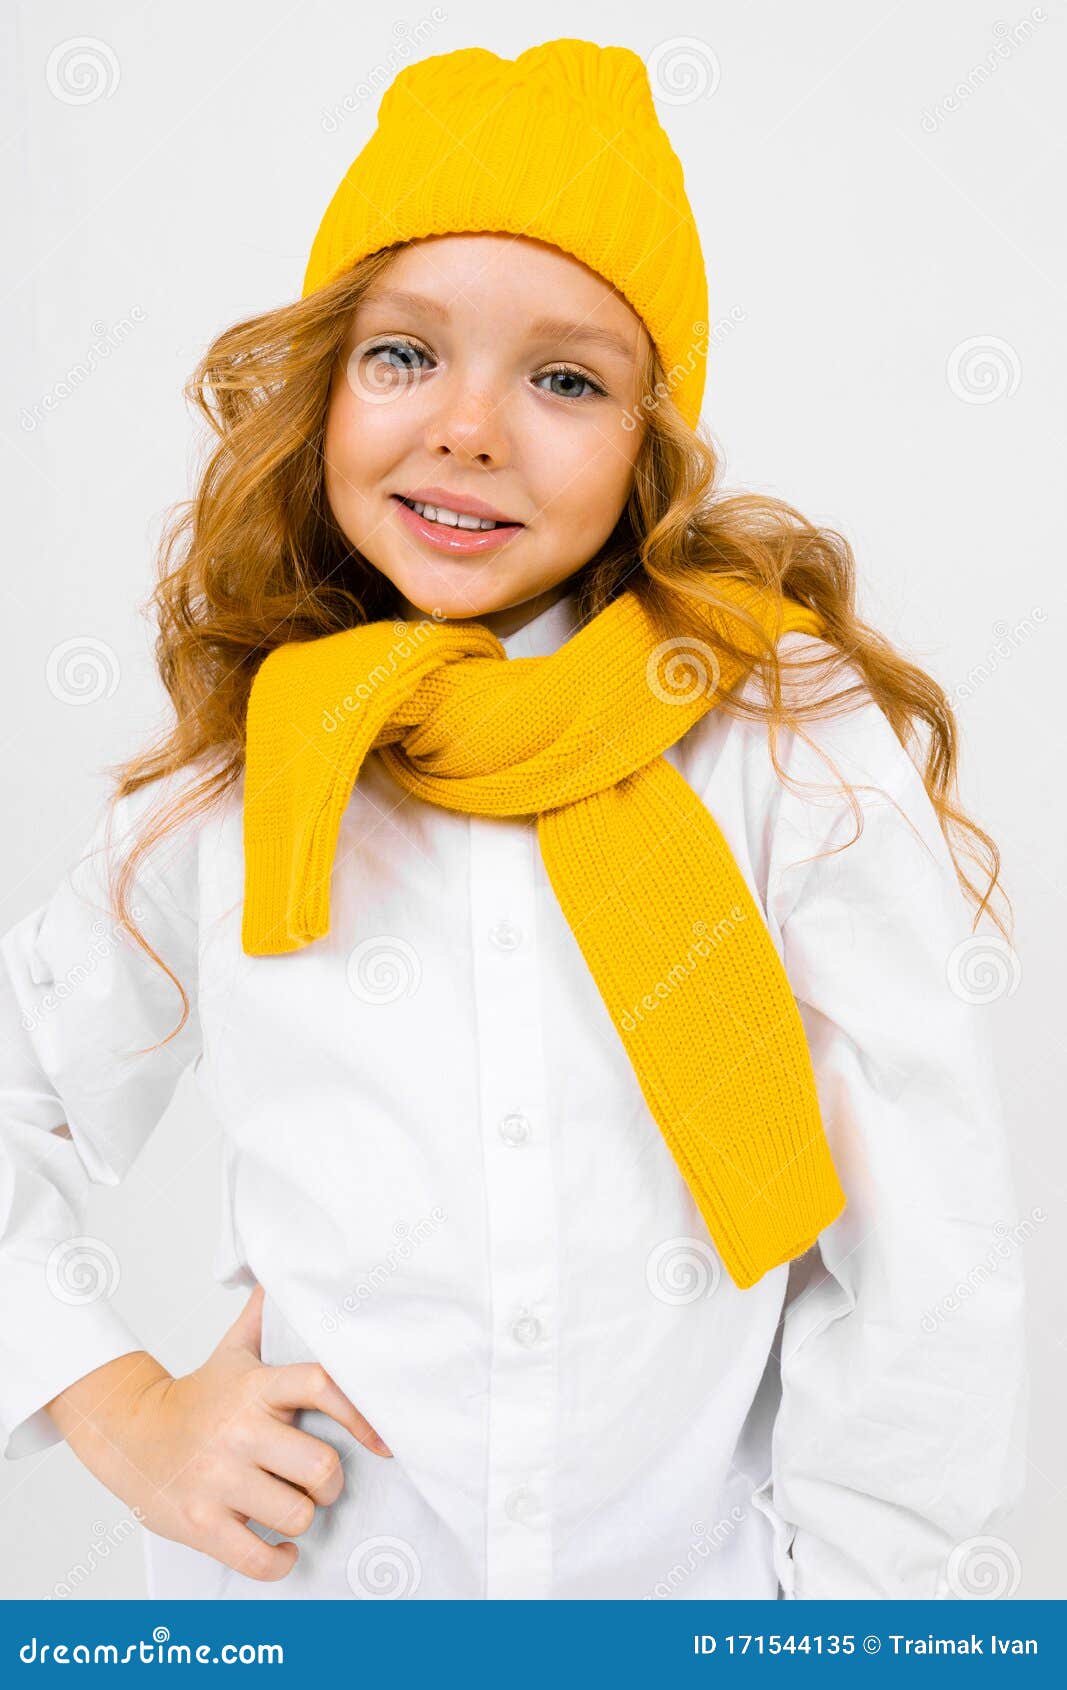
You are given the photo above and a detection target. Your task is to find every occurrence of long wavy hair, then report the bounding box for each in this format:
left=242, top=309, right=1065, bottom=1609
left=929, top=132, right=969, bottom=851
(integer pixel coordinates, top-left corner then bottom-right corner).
left=103, top=241, right=1011, bottom=1050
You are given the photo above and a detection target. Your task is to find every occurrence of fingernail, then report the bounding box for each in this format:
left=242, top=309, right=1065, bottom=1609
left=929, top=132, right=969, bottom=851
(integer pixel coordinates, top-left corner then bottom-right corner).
left=372, top=1435, right=392, bottom=1457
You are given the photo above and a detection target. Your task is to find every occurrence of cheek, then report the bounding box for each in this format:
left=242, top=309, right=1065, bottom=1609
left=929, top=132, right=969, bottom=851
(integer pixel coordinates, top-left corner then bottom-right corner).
left=326, top=387, right=416, bottom=483
left=542, top=423, right=639, bottom=523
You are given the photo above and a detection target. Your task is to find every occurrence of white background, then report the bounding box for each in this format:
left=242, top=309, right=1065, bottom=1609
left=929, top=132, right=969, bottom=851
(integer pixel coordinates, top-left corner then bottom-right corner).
left=1, top=0, right=1063, bottom=1598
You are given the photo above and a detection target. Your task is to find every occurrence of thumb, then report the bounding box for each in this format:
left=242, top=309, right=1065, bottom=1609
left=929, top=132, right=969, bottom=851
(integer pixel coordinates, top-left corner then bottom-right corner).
left=220, top=1280, right=264, bottom=1359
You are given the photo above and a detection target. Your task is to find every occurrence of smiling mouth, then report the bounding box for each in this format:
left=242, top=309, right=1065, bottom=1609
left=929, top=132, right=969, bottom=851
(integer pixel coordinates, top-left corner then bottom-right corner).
left=393, top=495, right=523, bottom=532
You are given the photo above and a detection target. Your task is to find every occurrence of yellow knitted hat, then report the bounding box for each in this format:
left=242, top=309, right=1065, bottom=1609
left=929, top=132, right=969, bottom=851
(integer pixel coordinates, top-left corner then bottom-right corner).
left=301, top=38, right=709, bottom=428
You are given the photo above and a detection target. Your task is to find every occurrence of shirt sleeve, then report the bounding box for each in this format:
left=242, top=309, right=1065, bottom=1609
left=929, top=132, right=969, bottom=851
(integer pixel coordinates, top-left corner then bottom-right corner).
left=753, top=647, right=1029, bottom=1600
left=0, top=777, right=203, bottom=1460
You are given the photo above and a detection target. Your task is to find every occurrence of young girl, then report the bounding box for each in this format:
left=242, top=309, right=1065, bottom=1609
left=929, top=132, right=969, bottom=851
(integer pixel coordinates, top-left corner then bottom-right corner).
left=0, top=38, right=1027, bottom=1602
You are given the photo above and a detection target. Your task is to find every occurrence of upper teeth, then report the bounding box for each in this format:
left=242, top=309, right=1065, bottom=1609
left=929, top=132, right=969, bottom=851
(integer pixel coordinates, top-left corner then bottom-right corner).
left=410, top=499, right=502, bottom=530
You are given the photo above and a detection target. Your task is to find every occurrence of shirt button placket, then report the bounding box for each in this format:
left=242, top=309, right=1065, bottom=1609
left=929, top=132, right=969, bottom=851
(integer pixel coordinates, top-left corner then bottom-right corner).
left=469, top=820, right=556, bottom=1599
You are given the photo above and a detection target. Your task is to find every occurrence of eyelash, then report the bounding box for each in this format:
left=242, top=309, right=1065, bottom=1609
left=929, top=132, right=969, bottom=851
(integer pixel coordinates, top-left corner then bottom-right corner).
left=362, top=339, right=608, bottom=400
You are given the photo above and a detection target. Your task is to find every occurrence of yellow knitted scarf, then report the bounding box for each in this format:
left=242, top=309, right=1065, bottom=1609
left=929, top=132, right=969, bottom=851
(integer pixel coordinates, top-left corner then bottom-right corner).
left=241, top=579, right=847, bottom=1289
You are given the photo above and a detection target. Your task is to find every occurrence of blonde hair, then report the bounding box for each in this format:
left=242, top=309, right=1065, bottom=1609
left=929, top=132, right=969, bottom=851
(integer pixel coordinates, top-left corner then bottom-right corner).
left=103, top=243, right=1011, bottom=1049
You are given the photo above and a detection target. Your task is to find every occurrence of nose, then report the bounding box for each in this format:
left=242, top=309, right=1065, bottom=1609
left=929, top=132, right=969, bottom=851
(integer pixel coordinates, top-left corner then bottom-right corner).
left=423, top=368, right=510, bottom=468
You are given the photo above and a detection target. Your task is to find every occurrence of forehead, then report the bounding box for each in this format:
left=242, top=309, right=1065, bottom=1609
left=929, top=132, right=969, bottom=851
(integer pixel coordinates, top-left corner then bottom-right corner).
left=358, top=233, right=649, bottom=346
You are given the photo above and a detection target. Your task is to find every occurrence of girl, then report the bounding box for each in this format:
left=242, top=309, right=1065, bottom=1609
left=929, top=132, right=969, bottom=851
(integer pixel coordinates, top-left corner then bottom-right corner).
left=0, top=38, right=1027, bottom=1602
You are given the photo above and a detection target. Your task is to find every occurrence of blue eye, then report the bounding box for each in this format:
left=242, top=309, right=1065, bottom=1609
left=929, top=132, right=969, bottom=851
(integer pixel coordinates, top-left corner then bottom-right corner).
left=364, top=340, right=430, bottom=375
left=535, top=366, right=607, bottom=400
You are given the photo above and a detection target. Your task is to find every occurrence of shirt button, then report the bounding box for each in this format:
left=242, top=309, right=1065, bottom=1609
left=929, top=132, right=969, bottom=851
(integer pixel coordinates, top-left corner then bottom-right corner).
left=512, top=1312, right=543, bottom=1347
left=489, top=919, right=522, bottom=950
left=504, top=1486, right=539, bottom=1525
left=498, top=1111, right=531, bottom=1146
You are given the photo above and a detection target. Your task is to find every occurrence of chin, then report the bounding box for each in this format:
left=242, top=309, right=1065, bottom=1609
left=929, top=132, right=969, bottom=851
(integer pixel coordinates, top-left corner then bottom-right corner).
left=397, top=577, right=520, bottom=622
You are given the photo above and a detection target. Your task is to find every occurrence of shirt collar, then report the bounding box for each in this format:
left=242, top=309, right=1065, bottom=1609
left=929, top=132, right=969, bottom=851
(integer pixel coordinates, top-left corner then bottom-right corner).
left=497, top=589, right=584, bottom=658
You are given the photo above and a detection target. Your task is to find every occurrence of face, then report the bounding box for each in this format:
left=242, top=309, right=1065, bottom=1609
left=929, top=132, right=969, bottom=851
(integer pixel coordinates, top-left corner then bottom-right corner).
left=322, top=233, right=649, bottom=632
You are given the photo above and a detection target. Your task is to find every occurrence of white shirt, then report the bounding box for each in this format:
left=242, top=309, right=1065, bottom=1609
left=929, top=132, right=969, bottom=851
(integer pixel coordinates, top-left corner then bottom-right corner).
left=0, top=589, right=1028, bottom=1601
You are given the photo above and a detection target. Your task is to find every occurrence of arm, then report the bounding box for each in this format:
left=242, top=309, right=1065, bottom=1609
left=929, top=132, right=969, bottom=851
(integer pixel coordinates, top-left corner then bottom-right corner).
left=755, top=665, right=1029, bottom=1600
left=0, top=777, right=202, bottom=1459
left=1, top=780, right=392, bottom=1582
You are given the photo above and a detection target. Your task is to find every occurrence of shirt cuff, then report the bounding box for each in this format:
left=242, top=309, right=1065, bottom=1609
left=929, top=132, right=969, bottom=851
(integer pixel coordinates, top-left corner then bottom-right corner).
left=0, top=1283, right=148, bottom=1460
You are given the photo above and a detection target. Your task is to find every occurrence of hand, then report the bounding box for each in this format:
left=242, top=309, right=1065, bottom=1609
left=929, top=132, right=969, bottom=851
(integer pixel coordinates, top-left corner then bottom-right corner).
left=46, top=1282, right=391, bottom=1582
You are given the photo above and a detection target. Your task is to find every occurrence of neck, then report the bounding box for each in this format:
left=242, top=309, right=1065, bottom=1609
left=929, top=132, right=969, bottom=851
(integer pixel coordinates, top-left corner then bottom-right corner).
left=399, top=580, right=575, bottom=642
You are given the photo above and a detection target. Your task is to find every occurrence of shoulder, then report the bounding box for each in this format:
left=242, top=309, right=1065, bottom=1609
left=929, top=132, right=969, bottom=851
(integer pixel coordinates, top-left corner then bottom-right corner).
left=673, top=629, right=926, bottom=819
left=757, top=629, right=930, bottom=818
left=669, top=629, right=949, bottom=921
left=63, top=753, right=228, bottom=934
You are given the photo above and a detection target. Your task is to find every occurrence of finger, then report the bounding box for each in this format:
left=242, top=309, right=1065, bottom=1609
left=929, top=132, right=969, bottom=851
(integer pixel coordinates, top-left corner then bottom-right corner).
left=260, top=1363, right=392, bottom=1456
left=249, top=1422, right=347, bottom=1507
left=230, top=1468, right=321, bottom=1540
left=198, top=1514, right=299, bottom=1583
left=220, top=1282, right=264, bottom=1358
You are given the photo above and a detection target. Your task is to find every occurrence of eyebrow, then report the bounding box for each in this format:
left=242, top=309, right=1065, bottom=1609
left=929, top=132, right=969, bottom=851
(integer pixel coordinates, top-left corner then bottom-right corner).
left=358, top=287, right=638, bottom=363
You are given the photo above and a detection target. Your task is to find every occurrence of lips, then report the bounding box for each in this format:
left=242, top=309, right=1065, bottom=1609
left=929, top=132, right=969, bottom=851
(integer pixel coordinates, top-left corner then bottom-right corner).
left=390, top=494, right=525, bottom=557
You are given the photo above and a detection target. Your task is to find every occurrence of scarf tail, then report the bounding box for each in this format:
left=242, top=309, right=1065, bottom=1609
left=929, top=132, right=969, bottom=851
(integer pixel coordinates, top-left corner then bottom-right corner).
left=538, top=761, right=847, bottom=1290
left=242, top=621, right=503, bottom=953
